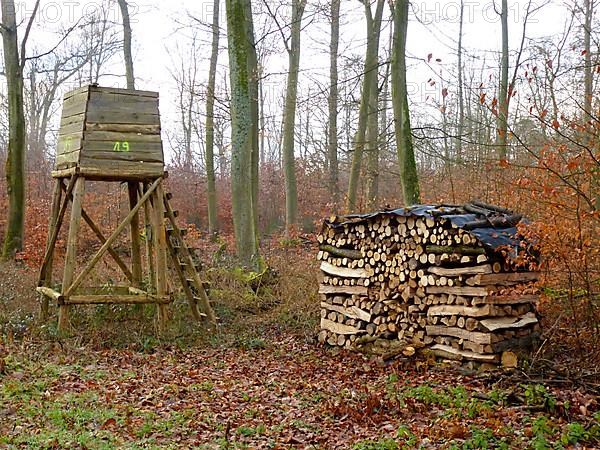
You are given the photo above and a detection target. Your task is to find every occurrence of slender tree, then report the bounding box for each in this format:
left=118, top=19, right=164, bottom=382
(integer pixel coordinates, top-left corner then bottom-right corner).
left=583, top=0, right=593, bottom=120
left=328, top=0, right=340, bottom=205
left=497, top=0, right=509, bottom=158
left=456, top=0, right=465, bottom=160
left=205, top=0, right=220, bottom=236
left=117, top=0, right=135, bottom=89
left=281, top=0, right=307, bottom=231
left=0, top=0, right=40, bottom=259
left=225, top=0, right=261, bottom=270
left=390, top=0, right=420, bottom=204
left=346, top=0, right=385, bottom=212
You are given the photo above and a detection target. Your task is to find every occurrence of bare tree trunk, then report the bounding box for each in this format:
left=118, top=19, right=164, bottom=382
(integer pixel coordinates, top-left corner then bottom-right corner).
left=117, top=0, right=135, bottom=89
left=1, top=0, right=39, bottom=258
left=206, top=0, right=220, bottom=236
left=497, top=0, right=509, bottom=159
left=225, top=0, right=261, bottom=270
left=583, top=0, right=593, bottom=120
left=328, top=0, right=340, bottom=205
left=281, top=0, right=307, bottom=231
left=365, top=68, right=379, bottom=209
left=391, top=0, right=420, bottom=205
left=346, top=0, right=385, bottom=211
left=456, top=0, right=465, bottom=160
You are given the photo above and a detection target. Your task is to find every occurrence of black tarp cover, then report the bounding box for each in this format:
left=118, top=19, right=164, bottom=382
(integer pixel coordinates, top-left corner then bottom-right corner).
left=324, top=205, right=525, bottom=255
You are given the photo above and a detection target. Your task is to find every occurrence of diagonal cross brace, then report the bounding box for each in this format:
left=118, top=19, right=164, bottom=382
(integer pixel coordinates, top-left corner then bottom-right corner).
left=65, top=177, right=162, bottom=296
left=38, top=175, right=78, bottom=286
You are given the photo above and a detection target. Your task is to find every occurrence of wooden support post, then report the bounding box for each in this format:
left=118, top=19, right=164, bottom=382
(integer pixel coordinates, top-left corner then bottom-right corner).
left=152, top=182, right=169, bottom=332
left=128, top=182, right=144, bottom=317
left=128, top=182, right=143, bottom=287
left=38, top=175, right=78, bottom=285
left=59, top=176, right=86, bottom=333
left=65, top=177, right=161, bottom=296
left=142, top=182, right=156, bottom=294
left=39, top=178, right=63, bottom=321
left=59, top=183, right=133, bottom=283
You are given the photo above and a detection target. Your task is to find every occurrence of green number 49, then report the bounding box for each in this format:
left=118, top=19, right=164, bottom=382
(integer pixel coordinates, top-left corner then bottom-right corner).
left=113, top=141, right=130, bottom=152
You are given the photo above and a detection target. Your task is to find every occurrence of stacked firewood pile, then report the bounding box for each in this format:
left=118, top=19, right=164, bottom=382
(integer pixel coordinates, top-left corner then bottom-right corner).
left=316, top=202, right=541, bottom=364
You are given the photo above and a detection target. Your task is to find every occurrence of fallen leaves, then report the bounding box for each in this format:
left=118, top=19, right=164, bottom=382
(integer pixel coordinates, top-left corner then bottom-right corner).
left=0, top=337, right=598, bottom=448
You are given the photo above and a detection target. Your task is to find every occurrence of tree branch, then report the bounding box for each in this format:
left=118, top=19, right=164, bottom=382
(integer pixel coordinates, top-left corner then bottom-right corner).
left=19, top=0, right=41, bottom=69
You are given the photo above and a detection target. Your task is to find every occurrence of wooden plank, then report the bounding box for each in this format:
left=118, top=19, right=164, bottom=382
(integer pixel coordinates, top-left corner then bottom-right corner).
left=86, top=98, right=159, bottom=115
left=51, top=167, right=78, bottom=179
left=60, top=113, right=85, bottom=128
left=425, top=286, right=493, bottom=297
left=65, top=294, right=171, bottom=305
left=78, top=159, right=164, bottom=176
left=318, top=284, right=368, bottom=295
left=430, top=344, right=498, bottom=362
left=80, top=140, right=163, bottom=153
left=59, top=176, right=86, bottom=332
left=56, top=133, right=83, bottom=155
left=128, top=183, right=143, bottom=289
left=479, top=313, right=538, bottom=332
left=427, top=304, right=496, bottom=317
left=85, top=123, right=160, bottom=133
left=320, top=261, right=367, bottom=278
left=320, top=318, right=362, bottom=335
left=467, top=272, right=540, bottom=286
left=38, top=179, right=64, bottom=320
left=79, top=151, right=163, bottom=163
left=60, top=99, right=89, bottom=119
left=59, top=120, right=85, bottom=135
left=56, top=151, right=81, bottom=167
left=88, top=90, right=159, bottom=103
left=472, top=294, right=540, bottom=305
left=86, top=110, right=160, bottom=125
left=320, top=302, right=371, bottom=322
left=425, top=325, right=494, bottom=344
left=427, top=264, right=492, bottom=276
left=90, top=86, right=158, bottom=98
left=151, top=186, right=169, bottom=331
left=63, top=86, right=90, bottom=100
left=83, top=131, right=161, bottom=141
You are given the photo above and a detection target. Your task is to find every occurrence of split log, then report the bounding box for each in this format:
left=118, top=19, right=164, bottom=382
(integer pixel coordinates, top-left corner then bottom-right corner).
left=318, top=284, right=368, bottom=295
left=479, top=313, right=538, bottom=332
left=320, top=302, right=371, bottom=322
left=320, top=261, right=368, bottom=278
left=318, top=244, right=362, bottom=260
left=320, top=318, right=362, bottom=335
left=428, top=264, right=492, bottom=276
left=430, top=344, right=498, bottom=362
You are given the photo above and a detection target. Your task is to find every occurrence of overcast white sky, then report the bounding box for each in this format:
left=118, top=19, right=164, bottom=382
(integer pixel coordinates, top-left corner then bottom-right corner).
left=12, top=0, right=572, bottom=159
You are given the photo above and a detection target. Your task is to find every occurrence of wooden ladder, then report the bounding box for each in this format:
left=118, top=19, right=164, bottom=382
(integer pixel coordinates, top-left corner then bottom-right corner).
left=163, top=192, right=216, bottom=325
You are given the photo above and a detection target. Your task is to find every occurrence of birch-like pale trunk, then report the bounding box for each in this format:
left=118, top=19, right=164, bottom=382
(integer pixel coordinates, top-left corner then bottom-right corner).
left=206, top=0, right=220, bottom=235
left=390, top=0, right=420, bottom=205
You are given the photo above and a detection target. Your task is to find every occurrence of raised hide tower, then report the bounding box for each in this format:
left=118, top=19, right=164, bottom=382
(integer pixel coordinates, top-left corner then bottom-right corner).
left=316, top=202, right=541, bottom=365
left=37, top=85, right=215, bottom=333
left=54, top=85, right=164, bottom=180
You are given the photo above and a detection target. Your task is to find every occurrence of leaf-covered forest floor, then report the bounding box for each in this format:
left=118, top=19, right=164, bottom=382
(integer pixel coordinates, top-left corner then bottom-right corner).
left=1, top=334, right=599, bottom=449
left=0, top=245, right=599, bottom=449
